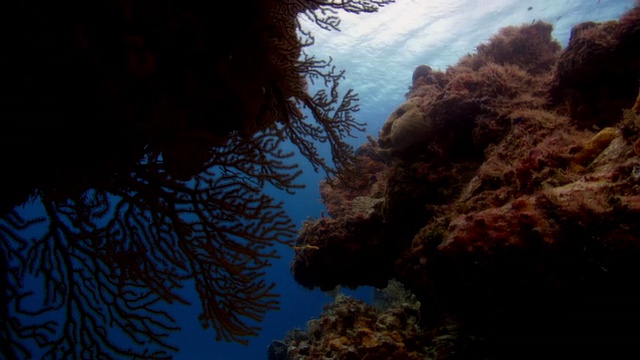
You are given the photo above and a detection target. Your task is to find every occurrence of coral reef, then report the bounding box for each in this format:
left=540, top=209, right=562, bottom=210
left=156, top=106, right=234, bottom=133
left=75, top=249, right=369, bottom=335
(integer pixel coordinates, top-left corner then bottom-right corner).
left=277, top=281, right=488, bottom=360
left=292, top=213, right=393, bottom=291
left=288, top=6, right=640, bottom=359
left=282, top=293, right=427, bottom=360
left=267, top=340, right=289, bottom=360
left=549, top=4, right=640, bottom=127
left=378, top=100, right=432, bottom=155
left=319, top=148, right=390, bottom=218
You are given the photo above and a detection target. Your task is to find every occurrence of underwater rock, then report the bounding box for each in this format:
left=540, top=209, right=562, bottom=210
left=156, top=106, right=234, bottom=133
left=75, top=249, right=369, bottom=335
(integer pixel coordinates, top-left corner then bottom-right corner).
left=280, top=284, right=488, bottom=359
left=550, top=4, right=640, bottom=127
left=410, top=64, right=445, bottom=90
left=378, top=100, right=432, bottom=154
left=266, top=340, right=289, bottom=360
left=289, top=6, right=640, bottom=358
left=569, top=127, right=620, bottom=171
left=412, top=64, right=434, bottom=85
left=283, top=294, right=429, bottom=360
left=456, top=21, right=561, bottom=75
left=319, top=152, right=389, bottom=219
left=291, top=213, right=396, bottom=291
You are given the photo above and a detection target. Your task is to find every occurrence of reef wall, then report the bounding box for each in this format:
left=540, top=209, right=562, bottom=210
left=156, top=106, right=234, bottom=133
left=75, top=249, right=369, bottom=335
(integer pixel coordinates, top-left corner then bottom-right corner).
left=285, top=4, right=640, bottom=358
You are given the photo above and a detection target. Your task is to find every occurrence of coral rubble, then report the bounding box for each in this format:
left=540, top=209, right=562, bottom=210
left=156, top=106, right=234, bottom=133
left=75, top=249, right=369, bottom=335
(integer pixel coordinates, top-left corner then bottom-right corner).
left=287, top=5, right=640, bottom=359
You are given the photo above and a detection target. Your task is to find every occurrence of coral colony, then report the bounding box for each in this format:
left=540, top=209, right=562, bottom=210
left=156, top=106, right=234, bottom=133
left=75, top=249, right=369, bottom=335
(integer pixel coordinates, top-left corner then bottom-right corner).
left=2, top=0, right=640, bottom=358
left=281, top=4, right=640, bottom=359
left=0, top=0, right=392, bottom=358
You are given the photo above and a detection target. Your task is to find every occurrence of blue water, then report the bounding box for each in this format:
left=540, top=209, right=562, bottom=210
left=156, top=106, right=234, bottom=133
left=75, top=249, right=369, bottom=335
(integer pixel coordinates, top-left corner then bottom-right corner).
left=8, top=1, right=637, bottom=359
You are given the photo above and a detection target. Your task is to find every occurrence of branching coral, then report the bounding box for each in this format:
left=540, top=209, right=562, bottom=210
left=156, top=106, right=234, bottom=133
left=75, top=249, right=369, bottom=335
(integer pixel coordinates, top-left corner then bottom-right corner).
left=0, top=0, right=395, bottom=357
left=0, top=213, right=48, bottom=360
left=269, top=0, right=394, bottom=184
left=2, top=130, right=302, bottom=358
left=1, top=0, right=393, bottom=212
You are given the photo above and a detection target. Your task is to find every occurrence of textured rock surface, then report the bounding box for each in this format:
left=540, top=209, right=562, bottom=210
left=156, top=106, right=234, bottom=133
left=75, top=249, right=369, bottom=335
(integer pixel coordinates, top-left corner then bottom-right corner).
left=288, top=7, right=640, bottom=358
left=378, top=100, right=432, bottom=153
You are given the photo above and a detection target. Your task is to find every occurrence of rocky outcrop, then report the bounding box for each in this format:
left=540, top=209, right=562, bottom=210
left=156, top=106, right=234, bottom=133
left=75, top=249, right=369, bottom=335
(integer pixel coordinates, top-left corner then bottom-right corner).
left=288, top=7, right=640, bottom=358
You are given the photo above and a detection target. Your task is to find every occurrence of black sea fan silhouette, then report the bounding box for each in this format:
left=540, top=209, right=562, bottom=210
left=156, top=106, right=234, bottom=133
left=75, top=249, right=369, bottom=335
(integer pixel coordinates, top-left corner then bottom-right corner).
left=1, top=129, right=300, bottom=359
left=0, top=0, right=393, bottom=358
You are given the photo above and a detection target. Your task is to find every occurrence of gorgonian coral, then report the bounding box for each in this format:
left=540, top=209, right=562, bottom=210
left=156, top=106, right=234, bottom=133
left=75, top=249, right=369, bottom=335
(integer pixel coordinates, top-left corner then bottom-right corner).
left=2, top=130, right=300, bottom=359
left=0, top=0, right=393, bottom=358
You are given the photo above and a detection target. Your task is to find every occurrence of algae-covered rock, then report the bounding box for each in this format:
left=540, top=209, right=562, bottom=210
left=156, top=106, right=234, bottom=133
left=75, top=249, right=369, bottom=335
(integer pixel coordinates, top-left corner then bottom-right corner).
left=378, top=101, right=432, bottom=152
left=288, top=8, right=640, bottom=359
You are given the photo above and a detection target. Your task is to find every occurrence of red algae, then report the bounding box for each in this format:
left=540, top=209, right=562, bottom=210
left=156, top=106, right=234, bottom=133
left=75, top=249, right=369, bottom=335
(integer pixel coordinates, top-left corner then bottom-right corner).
left=284, top=4, right=640, bottom=359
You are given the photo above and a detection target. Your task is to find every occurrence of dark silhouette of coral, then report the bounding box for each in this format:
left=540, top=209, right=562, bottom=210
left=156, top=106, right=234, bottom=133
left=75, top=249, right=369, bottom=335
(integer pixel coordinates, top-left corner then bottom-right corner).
left=1, top=130, right=300, bottom=359
left=0, top=0, right=393, bottom=358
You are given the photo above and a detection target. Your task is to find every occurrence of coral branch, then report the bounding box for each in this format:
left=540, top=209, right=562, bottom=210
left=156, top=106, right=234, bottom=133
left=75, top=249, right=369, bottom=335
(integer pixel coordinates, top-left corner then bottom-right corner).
left=0, top=0, right=394, bottom=357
